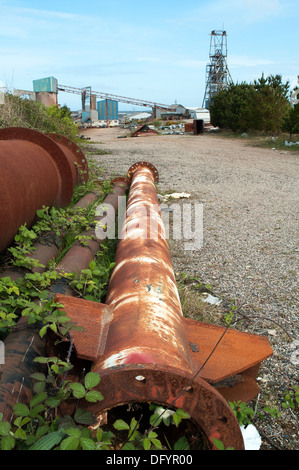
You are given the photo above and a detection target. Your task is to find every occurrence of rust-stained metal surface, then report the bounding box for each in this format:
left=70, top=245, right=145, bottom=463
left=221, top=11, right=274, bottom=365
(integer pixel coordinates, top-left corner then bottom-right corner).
left=53, top=161, right=273, bottom=450
left=72, top=192, right=99, bottom=209
left=46, top=133, right=89, bottom=185
left=0, top=317, right=45, bottom=422
left=131, top=124, right=159, bottom=137
left=0, top=179, right=123, bottom=422
left=184, top=122, right=194, bottom=133
left=95, top=162, right=192, bottom=372
left=0, top=127, right=88, bottom=254
left=185, top=120, right=204, bottom=135
left=0, top=191, right=100, bottom=280
left=55, top=179, right=128, bottom=276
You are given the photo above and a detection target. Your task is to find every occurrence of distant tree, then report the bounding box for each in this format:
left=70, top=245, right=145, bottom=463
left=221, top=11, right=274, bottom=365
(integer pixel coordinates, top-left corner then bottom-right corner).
left=210, top=83, right=256, bottom=132
left=252, top=74, right=291, bottom=133
left=209, top=74, right=291, bottom=134
left=282, top=98, right=299, bottom=139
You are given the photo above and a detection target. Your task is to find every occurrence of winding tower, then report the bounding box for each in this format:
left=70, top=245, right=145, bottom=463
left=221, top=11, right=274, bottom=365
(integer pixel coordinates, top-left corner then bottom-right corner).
left=202, top=30, right=233, bottom=109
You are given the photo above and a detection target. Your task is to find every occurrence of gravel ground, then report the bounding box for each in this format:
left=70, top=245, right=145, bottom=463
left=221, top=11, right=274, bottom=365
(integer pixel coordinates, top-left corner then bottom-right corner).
left=82, top=126, right=298, bottom=450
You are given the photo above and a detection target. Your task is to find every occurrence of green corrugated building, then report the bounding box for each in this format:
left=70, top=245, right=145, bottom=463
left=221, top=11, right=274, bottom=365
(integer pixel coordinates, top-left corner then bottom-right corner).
left=33, top=77, right=58, bottom=93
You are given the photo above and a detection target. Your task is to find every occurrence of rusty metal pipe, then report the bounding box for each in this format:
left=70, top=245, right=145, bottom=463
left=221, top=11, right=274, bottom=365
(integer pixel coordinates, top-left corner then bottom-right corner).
left=0, top=127, right=88, bottom=254
left=55, top=178, right=128, bottom=276
left=0, top=191, right=100, bottom=281
left=0, top=317, right=45, bottom=422
left=54, top=162, right=273, bottom=449
left=0, top=179, right=125, bottom=422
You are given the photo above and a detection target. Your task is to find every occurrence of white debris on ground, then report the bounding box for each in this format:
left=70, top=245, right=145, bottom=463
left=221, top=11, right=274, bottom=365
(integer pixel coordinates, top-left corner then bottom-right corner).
left=161, top=192, right=191, bottom=201
left=202, top=293, right=222, bottom=305
left=241, top=425, right=262, bottom=450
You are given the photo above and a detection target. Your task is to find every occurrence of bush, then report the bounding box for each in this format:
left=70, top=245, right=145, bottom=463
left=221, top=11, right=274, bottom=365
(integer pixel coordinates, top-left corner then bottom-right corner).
left=0, top=94, right=78, bottom=139
left=283, top=102, right=299, bottom=139
left=210, top=74, right=291, bottom=134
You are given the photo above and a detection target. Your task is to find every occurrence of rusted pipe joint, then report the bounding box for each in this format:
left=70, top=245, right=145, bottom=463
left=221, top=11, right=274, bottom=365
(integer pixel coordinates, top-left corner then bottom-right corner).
left=127, top=161, right=159, bottom=183
left=50, top=161, right=272, bottom=450
left=0, top=127, right=88, bottom=253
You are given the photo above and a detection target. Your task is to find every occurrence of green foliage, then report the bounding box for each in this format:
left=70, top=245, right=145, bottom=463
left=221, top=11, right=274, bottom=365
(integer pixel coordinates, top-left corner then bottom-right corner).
left=210, top=74, right=291, bottom=134
left=153, top=118, right=162, bottom=128
left=224, top=304, right=237, bottom=326
left=281, top=386, right=299, bottom=411
left=0, top=171, right=192, bottom=451
left=1, top=151, right=296, bottom=451
left=0, top=173, right=111, bottom=337
left=0, top=93, right=78, bottom=139
left=66, top=245, right=116, bottom=302
left=229, top=400, right=255, bottom=426
left=0, top=370, right=104, bottom=450
left=283, top=102, right=299, bottom=138
left=212, top=438, right=234, bottom=450
left=0, top=380, right=191, bottom=451
left=112, top=405, right=191, bottom=450
left=149, top=404, right=190, bottom=429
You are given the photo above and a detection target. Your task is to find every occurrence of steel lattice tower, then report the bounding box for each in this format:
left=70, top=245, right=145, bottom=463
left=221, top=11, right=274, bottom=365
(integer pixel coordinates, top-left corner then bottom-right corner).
left=202, top=30, right=233, bottom=109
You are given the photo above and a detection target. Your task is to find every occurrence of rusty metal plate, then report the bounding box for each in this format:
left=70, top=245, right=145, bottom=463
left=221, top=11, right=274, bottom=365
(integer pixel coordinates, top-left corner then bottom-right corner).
left=55, top=293, right=112, bottom=361
left=184, top=318, right=273, bottom=383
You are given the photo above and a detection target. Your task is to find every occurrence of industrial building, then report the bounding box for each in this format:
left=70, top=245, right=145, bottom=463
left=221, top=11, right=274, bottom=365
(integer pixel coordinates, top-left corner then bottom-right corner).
left=32, top=76, right=58, bottom=107
left=187, top=107, right=210, bottom=123
left=96, top=99, right=119, bottom=127
left=3, top=57, right=215, bottom=128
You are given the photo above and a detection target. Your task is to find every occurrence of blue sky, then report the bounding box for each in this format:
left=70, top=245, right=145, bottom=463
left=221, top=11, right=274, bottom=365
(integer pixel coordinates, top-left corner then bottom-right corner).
left=0, top=0, right=298, bottom=111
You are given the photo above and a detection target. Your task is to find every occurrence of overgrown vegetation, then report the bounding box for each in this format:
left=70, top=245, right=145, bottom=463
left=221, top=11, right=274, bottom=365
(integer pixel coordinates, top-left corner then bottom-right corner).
left=0, top=174, right=194, bottom=450
left=0, top=93, right=78, bottom=139
left=209, top=74, right=298, bottom=136
left=1, top=233, right=298, bottom=449
left=0, top=101, right=297, bottom=449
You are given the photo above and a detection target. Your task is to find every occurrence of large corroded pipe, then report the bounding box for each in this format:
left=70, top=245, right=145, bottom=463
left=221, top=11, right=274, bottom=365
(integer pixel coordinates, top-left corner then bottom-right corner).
left=0, top=179, right=126, bottom=422
left=0, top=127, right=88, bottom=254
left=53, top=162, right=273, bottom=450
left=55, top=178, right=128, bottom=278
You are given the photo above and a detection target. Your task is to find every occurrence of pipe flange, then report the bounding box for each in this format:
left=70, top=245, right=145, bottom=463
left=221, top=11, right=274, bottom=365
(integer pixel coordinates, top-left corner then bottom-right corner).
left=111, top=176, right=129, bottom=187
left=127, top=161, right=159, bottom=183
left=0, top=127, right=74, bottom=207
left=46, top=133, right=89, bottom=183
left=77, top=364, right=245, bottom=450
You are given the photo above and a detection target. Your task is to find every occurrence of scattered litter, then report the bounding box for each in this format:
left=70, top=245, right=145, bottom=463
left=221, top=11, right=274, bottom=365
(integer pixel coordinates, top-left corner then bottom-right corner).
left=202, top=293, right=222, bottom=306
left=241, top=424, right=262, bottom=450
left=267, top=329, right=277, bottom=336
left=290, top=339, right=299, bottom=365
left=285, top=140, right=299, bottom=146
left=257, top=376, right=268, bottom=383
left=152, top=406, right=175, bottom=420
left=131, top=124, right=159, bottom=137
left=162, top=192, right=191, bottom=201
